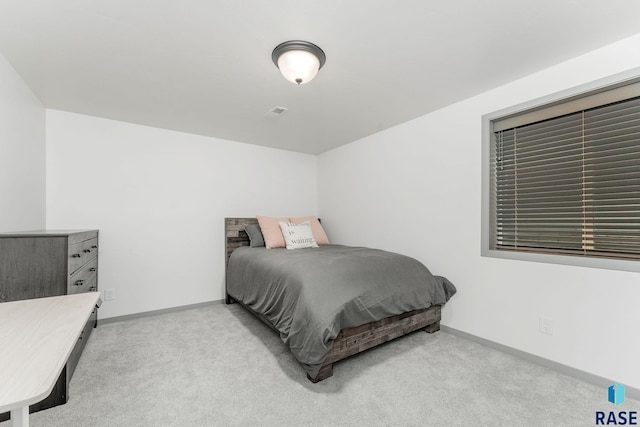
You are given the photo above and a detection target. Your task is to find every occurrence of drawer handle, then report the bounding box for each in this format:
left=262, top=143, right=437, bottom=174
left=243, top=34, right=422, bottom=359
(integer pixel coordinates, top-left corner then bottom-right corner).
left=89, top=286, right=97, bottom=292
left=84, top=249, right=92, bottom=253
left=72, top=253, right=81, bottom=258
left=89, top=268, right=96, bottom=272
left=91, top=245, right=98, bottom=249
left=75, top=280, right=84, bottom=286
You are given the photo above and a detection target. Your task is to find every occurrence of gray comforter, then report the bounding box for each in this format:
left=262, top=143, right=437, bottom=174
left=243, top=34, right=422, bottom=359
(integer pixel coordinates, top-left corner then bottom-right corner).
left=226, top=244, right=456, bottom=379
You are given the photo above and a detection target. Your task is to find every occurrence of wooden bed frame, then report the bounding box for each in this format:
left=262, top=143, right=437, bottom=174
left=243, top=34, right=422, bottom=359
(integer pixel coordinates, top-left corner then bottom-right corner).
left=224, top=217, right=442, bottom=383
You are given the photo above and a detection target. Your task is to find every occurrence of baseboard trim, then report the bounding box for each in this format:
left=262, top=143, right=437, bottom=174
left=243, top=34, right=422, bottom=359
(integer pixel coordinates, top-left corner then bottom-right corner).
left=441, top=325, right=640, bottom=401
left=99, top=299, right=224, bottom=324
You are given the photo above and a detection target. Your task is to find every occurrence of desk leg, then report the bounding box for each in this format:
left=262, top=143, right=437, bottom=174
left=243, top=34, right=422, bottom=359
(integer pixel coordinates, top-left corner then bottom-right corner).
left=11, top=407, right=28, bottom=427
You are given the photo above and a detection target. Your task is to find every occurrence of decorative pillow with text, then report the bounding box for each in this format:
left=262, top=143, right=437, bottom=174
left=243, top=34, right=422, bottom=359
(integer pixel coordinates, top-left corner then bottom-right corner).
left=278, top=221, right=319, bottom=250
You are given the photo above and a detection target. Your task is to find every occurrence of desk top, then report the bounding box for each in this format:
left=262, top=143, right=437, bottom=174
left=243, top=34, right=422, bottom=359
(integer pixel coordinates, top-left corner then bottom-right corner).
left=0, top=292, right=101, bottom=413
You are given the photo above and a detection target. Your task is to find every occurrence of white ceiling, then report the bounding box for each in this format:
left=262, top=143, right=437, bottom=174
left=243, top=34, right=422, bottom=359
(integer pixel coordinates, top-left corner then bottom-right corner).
left=1, top=1, right=639, bottom=154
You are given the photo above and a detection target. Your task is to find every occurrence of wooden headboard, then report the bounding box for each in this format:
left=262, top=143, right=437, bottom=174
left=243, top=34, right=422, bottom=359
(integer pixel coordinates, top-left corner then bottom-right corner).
left=225, top=217, right=257, bottom=269
left=225, top=218, right=257, bottom=304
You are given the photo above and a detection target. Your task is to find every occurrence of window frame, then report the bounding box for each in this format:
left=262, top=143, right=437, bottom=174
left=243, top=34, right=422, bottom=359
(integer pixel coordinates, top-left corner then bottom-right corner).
left=481, top=68, right=640, bottom=273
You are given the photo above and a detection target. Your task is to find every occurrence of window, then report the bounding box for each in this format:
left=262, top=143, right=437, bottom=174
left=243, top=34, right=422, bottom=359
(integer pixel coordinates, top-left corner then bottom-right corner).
left=482, top=72, right=640, bottom=271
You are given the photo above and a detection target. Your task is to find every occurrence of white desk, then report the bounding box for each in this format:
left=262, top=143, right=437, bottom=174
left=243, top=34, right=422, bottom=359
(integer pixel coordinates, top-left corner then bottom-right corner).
left=0, top=292, right=101, bottom=427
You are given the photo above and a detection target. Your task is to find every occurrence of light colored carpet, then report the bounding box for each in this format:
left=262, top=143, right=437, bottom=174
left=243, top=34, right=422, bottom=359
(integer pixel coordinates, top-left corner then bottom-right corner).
left=2, top=303, right=636, bottom=426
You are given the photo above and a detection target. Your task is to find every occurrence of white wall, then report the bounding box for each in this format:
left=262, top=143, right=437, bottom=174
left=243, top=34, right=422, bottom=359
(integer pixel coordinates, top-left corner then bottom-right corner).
left=46, top=110, right=318, bottom=319
left=318, top=34, right=640, bottom=389
left=0, top=52, right=45, bottom=231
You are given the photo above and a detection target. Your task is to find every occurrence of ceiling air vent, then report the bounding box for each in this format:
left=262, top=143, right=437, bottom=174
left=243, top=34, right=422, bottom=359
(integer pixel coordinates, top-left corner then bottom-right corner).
left=264, top=106, right=288, bottom=118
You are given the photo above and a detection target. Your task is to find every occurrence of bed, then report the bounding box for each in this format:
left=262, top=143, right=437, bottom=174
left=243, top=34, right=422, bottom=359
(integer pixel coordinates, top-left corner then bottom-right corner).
left=224, top=217, right=456, bottom=382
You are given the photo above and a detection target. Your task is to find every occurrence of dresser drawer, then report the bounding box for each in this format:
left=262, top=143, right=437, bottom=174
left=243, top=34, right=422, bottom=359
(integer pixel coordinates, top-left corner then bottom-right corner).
left=68, top=258, right=98, bottom=294
left=68, top=238, right=98, bottom=275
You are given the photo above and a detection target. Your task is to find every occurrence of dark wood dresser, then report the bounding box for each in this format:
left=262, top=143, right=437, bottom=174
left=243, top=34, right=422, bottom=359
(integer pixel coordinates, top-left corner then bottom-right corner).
left=0, top=230, right=99, bottom=421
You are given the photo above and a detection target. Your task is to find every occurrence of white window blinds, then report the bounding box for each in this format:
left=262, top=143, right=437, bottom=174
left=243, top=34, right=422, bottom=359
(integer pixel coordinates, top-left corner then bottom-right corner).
left=490, top=94, right=640, bottom=260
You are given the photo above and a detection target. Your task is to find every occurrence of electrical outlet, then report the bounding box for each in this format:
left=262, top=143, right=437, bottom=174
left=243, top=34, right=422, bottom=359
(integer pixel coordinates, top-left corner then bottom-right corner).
left=104, top=289, right=114, bottom=301
left=539, top=317, right=553, bottom=335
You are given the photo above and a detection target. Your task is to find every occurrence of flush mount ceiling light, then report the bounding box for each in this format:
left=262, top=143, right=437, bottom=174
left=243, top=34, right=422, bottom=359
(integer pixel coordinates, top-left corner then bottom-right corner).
left=272, top=40, right=326, bottom=85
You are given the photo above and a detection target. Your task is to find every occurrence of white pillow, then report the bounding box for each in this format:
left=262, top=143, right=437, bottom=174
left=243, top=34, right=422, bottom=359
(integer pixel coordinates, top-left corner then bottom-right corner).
left=278, top=221, right=319, bottom=250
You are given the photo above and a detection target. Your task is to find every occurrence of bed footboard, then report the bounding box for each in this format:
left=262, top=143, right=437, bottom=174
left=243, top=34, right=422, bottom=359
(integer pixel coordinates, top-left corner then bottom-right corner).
left=309, top=305, right=442, bottom=382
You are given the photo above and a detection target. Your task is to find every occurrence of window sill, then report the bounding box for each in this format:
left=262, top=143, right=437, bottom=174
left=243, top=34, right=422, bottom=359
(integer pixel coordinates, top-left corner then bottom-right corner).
left=481, top=247, right=640, bottom=273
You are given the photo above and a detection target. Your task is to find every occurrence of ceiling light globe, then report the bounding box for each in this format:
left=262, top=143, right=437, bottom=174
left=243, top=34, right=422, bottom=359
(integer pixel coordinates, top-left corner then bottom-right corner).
left=277, top=50, right=320, bottom=85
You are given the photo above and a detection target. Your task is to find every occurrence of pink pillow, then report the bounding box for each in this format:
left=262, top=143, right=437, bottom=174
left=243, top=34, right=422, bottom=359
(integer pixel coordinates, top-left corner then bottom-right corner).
left=289, top=216, right=329, bottom=245
left=256, top=216, right=287, bottom=249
